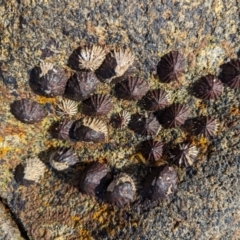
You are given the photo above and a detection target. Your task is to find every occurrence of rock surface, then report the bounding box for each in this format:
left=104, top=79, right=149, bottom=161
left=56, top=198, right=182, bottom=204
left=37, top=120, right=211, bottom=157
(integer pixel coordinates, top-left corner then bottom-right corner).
left=0, top=0, right=240, bottom=239
left=0, top=201, right=24, bottom=240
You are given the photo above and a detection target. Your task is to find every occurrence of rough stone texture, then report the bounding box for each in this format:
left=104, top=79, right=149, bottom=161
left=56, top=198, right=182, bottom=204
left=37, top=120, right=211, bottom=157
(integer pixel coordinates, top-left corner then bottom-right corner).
left=0, top=201, right=24, bottom=240
left=0, top=0, right=240, bottom=239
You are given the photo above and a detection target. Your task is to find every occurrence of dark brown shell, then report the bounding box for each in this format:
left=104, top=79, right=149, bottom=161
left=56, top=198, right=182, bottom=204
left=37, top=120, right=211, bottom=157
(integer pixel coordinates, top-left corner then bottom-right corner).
left=139, top=139, right=164, bottom=163
left=15, top=157, right=45, bottom=186
left=14, top=163, right=26, bottom=184
left=29, top=64, right=68, bottom=97
left=105, top=173, right=136, bottom=207
left=170, top=143, right=199, bottom=168
left=71, top=118, right=108, bottom=143
left=95, top=49, right=134, bottom=82
left=50, top=119, right=73, bottom=140
left=140, top=88, right=170, bottom=111
left=10, top=99, right=47, bottom=124
left=50, top=147, right=78, bottom=171
left=82, top=94, right=113, bottom=116
left=79, top=162, right=109, bottom=196
left=68, top=45, right=106, bottom=71
left=159, top=103, right=189, bottom=128
left=95, top=53, right=117, bottom=81
left=144, top=165, right=178, bottom=201
left=115, top=77, right=149, bottom=100
left=64, top=71, right=99, bottom=101
left=110, top=111, right=131, bottom=129
left=220, top=59, right=240, bottom=89
left=193, top=75, right=223, bottom=100
left=77, top=45, right=106, bottom=71
left=128, top=113, right=161, bottom=136
left=191, top=116, right=219, bottom=138
left=157, top=51, right=185, bottom=83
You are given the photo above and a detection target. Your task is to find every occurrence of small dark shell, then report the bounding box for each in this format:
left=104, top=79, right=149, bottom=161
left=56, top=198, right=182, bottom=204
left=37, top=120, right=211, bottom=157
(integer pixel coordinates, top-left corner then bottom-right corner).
left=193, top=75, right=223, bottom=100
left=128, top=113, right=161, bottom=136
left=115, top=77, right=149, bottom=100
left=157, top=51, right=185, bottom=83
left=139, top=139, right=164, bottom=163
left=159, top=103, right=189, bottom=128
left=14, top=157, right=45, bottom=186
left=170, top=143, right=199, bottom=167
left=220, top=59, right=240, bottom=89
left=140, top=88, right=170, bottom=111
left=144, top=165, right=178, bottom=201
left=14, top=163, right=25, bottom=183
left=191, top=116, right=219, bottom=138
left=95, top=49, right=135, bottom=82
left=95, top=53, right=117, bottom=81
left=71, top=118, right=108, bottom=143
left=110, top=111, right=131, bottom=129
left=30, top=63, right=68, bottom=97
left=64, top=71, right=99, bottom=101
left=82, top=94, right=113, bottom=116
left=49, top=147, right=78, bottom=171
left=105, top=173, right=136, bottom=207
left=67, top=45, right=106, bottom=72
left=111, top=68, right=134, bottom=84
left=78, top=45, right=106, bottom=71
left=79, top=162, right=109, bottom=196
left=50, top=119, right=73, bottom=140
left=10, top=99, right=47, bottom=123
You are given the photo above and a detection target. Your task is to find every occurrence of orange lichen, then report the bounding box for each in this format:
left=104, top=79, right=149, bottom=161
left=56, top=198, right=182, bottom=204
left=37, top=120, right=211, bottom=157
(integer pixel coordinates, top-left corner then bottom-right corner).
left=195, top=101, right=207, bottom=115
left=44, top=139, right=62, bottom=148
left=2, top=124, right=26, bottom=136
left=71, top=216, right=80, bottom=222
left=92, top=204, right=114, bottom=225
left=78, top=229, right=93, bottom=240
left=36, top=95, right=57, bottom=105
left=194, top=136, right=210, bottom=154
left=229, top=107, right=239, bottom=116
left=106, top=228, right=116, bottom=238
left=0, top=147, right=12, bottom=158
left=92, top=206, right=105, bottom=221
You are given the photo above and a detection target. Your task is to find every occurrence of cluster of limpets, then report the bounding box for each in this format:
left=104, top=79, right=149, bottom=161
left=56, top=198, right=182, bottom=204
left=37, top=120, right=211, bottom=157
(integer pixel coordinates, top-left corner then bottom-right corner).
left=11, top=45, right=240, bottom=208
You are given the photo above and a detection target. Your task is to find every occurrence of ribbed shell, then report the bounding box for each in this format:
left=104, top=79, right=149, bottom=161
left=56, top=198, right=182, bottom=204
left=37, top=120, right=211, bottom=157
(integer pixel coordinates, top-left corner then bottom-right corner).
left=141, top=89, right=170, bottom=111
left=10, top=99, right=47, bottom=124
left=110, top=111, right=131, bottom=129
left=14, top=157, right=46, bottom=186
left=191, top=116, right=219, bottom=138
left=144, top=165, right=178, bottom=201
left=78, top=45, right=106, bottom=71
left=139, top=139, right=164, bottom=163
left=30, top=63, right=68, bottom=97
left=50, top=147, right=78, bottom=171
left=64, top=71, right=99, bottom=101
left=95, top=53, right=117, bottom=81
left=105, top=173, right=136, bottom=207
left=79, top=162, right=109, bottom=196
left=157, top=51, right=185, bottom=83
left=159, top=103, right=189, bottom=128
left=82, top=94, right=113, bottom=116
left=50, top=119, right=73, bottom=140
left=193, top=75, right=223, bottom=100
left=95, top=49, right=135, bottom=82
left=170, top=143, right=199, bottom=167
left=220, top=59, right=240, bottom=89
left=56, top=98, right=78, bottom=117
left=115, top=77, right=149, bottom=100
left=128, top=113, right=161, bottom=136
left=71, top=118, right=108, bottom=143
